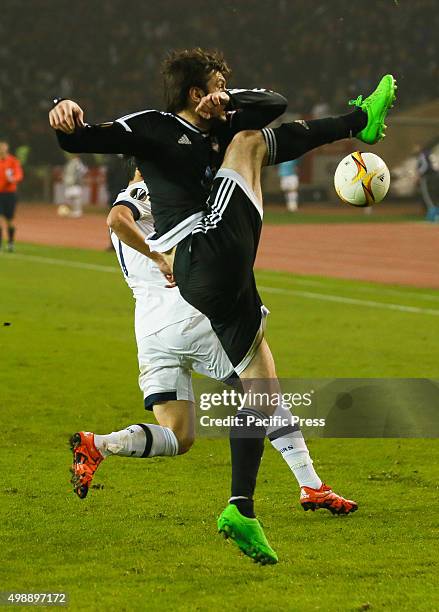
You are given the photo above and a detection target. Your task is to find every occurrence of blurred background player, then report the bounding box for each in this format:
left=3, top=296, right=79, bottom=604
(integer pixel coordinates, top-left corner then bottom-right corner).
left=0, top=139, right=23, bottom=252
left=416, top=141, right=439, bottom=222
left=59, top=153, right=87, bottom=218
left=277, top=159, right=300, bottom=212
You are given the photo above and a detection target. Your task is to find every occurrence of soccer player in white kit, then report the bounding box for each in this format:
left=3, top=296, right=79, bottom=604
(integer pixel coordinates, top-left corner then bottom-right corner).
left=70, top=166, right=235, bottom=498
left=69, top=161, right=357, bottom=525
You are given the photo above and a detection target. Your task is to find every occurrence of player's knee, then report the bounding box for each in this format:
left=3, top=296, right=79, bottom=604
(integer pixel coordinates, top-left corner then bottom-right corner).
left=224, top=130, right=266, bottom=171
left=175, top=431, right=195, bottom=455
left=230, top=130, right=263, bottom=151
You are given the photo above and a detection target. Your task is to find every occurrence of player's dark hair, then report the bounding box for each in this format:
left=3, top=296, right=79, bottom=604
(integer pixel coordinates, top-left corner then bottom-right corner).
left=161, top=48, right=231, bottom=113
left=124, top=155, right=138, bottom=182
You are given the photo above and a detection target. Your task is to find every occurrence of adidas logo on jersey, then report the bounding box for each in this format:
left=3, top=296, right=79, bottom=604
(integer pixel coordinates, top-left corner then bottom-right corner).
left=178, top=134, right=192, bottom=145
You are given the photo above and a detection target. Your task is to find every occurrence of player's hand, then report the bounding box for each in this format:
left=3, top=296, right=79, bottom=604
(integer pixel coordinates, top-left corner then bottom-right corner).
left=164, top=273, right=177, bottom=289
left=153, top=254, right=177, bottom=288
left=195, top=91, right=230, bottom=121
left=49, top=100, right=85, bottom=134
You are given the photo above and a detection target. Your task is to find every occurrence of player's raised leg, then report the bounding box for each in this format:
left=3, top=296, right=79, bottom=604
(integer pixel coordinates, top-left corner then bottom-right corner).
left=220, top=75, right=397, bottom=202
left=260, top=74, right=396, bottom=166
left=70, top=400, right=194, bottom=498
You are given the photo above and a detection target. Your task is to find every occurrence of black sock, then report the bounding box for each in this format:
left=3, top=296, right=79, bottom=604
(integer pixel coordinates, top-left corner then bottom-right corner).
left=262, top=110, right=367, bottom=165
left=7, top=225, right=15, bottom=244
left=231, top=497, right=256, bottom=519
left=229, top=409, right=267, bottom=518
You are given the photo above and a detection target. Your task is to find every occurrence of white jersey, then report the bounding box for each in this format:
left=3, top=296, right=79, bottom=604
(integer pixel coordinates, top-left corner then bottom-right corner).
left=111, top=180, right=200, bottom=341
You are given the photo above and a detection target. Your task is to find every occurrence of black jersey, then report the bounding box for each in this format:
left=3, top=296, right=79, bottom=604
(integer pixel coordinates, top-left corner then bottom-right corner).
left=57, top=89, right=287, bottom=249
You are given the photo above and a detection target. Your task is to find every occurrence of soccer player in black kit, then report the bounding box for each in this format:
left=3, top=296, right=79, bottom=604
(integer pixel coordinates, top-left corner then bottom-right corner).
left=50, top=48, right=396, bottom=564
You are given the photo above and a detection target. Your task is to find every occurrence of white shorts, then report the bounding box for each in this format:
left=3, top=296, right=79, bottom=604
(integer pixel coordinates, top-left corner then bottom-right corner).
left=64, top=185, right=83, bottom=201
left=138, top=314, right=235, bottom=410
left=280, top=175, right=299, bottom=192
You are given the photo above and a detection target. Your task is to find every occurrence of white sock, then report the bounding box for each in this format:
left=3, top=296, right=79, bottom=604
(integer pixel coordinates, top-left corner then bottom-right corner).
left=268, top=404, right=322, bottom=489
left=94, top=424, right=178, bottom=458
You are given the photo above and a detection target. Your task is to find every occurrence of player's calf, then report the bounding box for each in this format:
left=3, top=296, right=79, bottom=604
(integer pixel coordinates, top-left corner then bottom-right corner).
left=174, top=431, right=194, bottom=455
left=152, top=401, right=195, bottom=455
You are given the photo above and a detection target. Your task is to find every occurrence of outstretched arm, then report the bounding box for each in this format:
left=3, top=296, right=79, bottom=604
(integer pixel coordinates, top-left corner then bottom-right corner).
left=49, top=99, right=151, bottom=155
left=226, top=88, right=288, bottom=130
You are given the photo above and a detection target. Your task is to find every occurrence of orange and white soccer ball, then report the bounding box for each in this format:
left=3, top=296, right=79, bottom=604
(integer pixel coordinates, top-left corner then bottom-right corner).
left=334, top=151, right=390, bottom=207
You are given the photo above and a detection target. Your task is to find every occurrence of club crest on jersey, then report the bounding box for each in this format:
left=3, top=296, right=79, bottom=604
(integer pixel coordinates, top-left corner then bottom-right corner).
left=130, top=187, right=148, bottom=201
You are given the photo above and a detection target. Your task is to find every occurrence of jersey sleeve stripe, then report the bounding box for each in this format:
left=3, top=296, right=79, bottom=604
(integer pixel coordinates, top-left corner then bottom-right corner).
left=115, top=110, right=156, bottom=133
left=112, top=200, right=141, bottom=221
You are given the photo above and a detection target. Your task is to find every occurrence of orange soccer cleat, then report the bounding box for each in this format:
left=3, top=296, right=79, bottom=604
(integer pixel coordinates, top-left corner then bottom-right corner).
left=300, top=483, right=358, bottom=515
left=70, top=431, right=104, bottom=499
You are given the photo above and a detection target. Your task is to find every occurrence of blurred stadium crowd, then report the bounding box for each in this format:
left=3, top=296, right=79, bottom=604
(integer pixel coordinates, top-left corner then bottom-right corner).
left=1, top=0, right=438, bottom=165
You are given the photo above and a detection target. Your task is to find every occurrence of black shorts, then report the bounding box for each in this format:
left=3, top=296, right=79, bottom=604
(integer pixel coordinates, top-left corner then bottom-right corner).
left=174, top=169, right=266, bottom=371
left=0, top=193, right=17, bottom=220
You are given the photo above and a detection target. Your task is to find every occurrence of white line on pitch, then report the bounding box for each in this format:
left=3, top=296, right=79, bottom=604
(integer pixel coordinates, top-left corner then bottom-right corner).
left=256, top=273, right=439, bottom=302
left=4, top=252, right=439, bottom=317
left=2, top=252, right=119, bottom=273
left=258, top=286, right=439, bottom=316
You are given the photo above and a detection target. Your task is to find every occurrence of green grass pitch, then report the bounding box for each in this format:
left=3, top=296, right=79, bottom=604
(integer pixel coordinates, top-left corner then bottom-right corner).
left=1, top=243, right=438, bottom=611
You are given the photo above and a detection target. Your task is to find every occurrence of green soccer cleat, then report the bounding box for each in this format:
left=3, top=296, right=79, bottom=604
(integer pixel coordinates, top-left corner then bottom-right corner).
left=217, top=504, right=278, bottom=565
left=348, top=74, right=397, bottom=144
